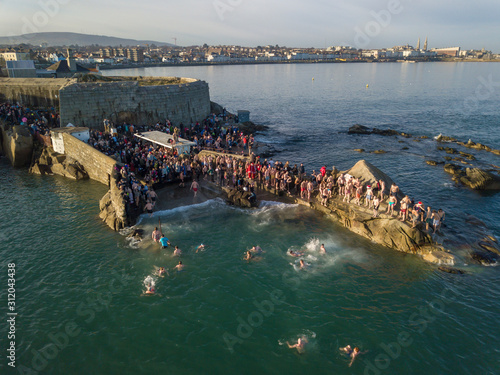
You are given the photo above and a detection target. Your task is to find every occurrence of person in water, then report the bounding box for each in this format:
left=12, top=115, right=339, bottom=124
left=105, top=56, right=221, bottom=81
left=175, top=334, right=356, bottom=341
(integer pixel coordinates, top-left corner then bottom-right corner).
left=299, top=259, right=308, bottom=269
left=152, top=227, right=161, bottom=242
left=159, top=234, right=170, bottom=249
left=340, top=345, right=365, bottom=367
left=250, top=246, right=264, bottom=254
left=196, top=244, right=205, bottom=253
left=158, top=267, right=167, bottom=277
left=244, top=251, right=254, bottom=261
left=173, top=246, right=182, bottom=256
left=175, top=261, right=184, bottom=271
left=319, top=244, right=326, bottom=254
left=145, top=285, right=155, bottom=294
left=287, top=337, right=308, bottom=354
left=289, top=249, right=304, bottom=257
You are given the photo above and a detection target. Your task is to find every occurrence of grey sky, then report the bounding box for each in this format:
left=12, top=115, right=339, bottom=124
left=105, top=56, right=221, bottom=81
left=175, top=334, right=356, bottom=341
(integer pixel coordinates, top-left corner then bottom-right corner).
left=1, top=0, right=499, bottom=51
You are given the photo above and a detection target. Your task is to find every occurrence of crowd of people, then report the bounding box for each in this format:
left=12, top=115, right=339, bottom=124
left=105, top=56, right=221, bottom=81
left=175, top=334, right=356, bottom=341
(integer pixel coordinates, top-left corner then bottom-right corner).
left=0, top=100, right=445, bottom=234
left=0, top=102, right=59, bottom=136
left=92, top=114, right=446, bottom=235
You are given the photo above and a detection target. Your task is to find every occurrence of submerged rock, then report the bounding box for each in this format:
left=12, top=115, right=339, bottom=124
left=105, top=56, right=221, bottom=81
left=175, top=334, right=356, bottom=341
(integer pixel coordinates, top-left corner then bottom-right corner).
left=438, top=266, right=465, bottom=274
left=348, top=124, right=371, bottom=135
left=470, top=251, right=498, bottom=266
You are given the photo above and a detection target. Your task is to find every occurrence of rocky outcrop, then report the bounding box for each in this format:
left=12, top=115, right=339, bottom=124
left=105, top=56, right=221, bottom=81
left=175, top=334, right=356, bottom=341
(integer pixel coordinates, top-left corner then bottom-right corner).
left=224, top=187, right=257, bottom=208
left=460, top=168, right=500, bottom=190
left=99, top=176, right=129, bottom=231
left=30, top=146, right=89, bottom=180
left=348, top=124, right=371, bottom=135
left=345, top=160, right=396, bottom=190
left=0, top=123, right=33, bottom=167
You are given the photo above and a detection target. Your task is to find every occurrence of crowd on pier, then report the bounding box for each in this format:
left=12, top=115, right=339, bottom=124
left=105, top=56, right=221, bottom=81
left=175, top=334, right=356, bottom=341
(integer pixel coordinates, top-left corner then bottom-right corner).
left=0, top=102, right=59, bottom=135
left=0, top=100, right=445, bottom=234
left=91, top=116, right=445, bottom=234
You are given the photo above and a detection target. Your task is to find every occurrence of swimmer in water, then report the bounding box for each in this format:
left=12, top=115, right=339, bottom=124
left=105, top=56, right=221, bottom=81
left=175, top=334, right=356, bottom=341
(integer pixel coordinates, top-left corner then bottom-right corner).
left=158, top=267, right=167, bottom=277
left=251, top=246, right=264, bottom=254
left=340, top=345, right=365, bottom=367
left=299, top=259, right=308, bottom=269
left=145, top=285, right=155, bottom=294
left=286, top=337, right=308, bottom=354
left=173, top=246, right=182, bottom=256
left=288, top=249, right=304, bottom=257
left=244, top=251, right=254, bottom=261
left=175, top=261, right=184, bottom=271
left=319, top=244, right=326, bottom=254
left=196, top=244, right=205, bottom=253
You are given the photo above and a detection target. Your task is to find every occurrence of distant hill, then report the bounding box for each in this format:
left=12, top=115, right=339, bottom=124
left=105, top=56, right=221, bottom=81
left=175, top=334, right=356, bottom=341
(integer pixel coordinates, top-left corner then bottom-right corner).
left=0, top=32, right=175, bottom=47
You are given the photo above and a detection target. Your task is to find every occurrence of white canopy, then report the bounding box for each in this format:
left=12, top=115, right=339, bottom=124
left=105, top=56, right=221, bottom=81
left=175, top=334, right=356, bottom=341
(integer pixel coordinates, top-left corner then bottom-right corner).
left=134, top=131, right=196, bottom=154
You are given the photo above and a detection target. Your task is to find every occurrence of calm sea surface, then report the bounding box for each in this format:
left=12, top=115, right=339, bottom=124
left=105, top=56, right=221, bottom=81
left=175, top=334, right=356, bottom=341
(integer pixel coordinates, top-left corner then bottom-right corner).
left=1, top=62, right=499, bottom=375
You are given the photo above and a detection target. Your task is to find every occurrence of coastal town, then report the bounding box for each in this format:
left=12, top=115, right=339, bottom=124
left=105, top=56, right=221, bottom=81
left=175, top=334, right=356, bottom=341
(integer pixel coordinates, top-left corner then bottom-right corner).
left=1, top=36, right=499, bottom=78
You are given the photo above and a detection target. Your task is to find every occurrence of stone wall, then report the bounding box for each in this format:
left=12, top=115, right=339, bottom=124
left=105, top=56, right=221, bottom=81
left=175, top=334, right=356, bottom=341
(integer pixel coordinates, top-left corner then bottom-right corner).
left=0, top=123, right=33, bottom=167
left=61, top=132, right=116, bottom=186
left=59, top=78, right=210, bottom=128
left=0, top=78, right=68, bottom=108
left=0, top=76, right=211, bottom=129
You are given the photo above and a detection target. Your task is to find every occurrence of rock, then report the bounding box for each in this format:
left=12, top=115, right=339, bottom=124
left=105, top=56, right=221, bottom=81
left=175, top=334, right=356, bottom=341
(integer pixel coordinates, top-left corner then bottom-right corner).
left=420, top=136, right=429, bottom=139
left=99, top=177, right=129, bottom=231
left=444, top=156, right=452, bottom=161
left=210, top=101, right=224, bottom=115
left=459, top=168, right=500, bottom=190
left=401, top=147, right=409, bottom=150
left=445, top=147, right=457, bottom=154
left=492, top=149, right=500, bottom=156
left=470, top=251, right=498, bottom=266
left=400, top=132, right=412, bottom=138
left=426, top=160, right=438, bottom=166
left=459, top=151, right=475, bottom=160
left=478, top=241, right=500, bottom=255
left=345, top=160, right=396, bottom=189
left=422, top=250, right=455, bottom=265
left=444, top=163, right=463, bottom=176
left=372, top=128, right=399, bottom=136
left=438, top=266, right=465, bottom=274
left=436, top=135, right=457, bottom=142
left=354, top=149, right=365, bottom=153
left=372, top=150, right=386, bottom=154
left=348, top=124, right=371, bottom=135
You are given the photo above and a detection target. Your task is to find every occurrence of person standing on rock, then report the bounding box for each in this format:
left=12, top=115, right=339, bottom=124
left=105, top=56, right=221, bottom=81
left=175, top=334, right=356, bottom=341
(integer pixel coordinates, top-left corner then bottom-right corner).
left=372, top=195, right=380, bottom=217
left=190, top=180, right=200, bottom=197
left=378, top=179, right=386, bottom=201
left=386, top=195, right=397, bottom=216
left=365, top=185, right=373, bottom=208
left=390, top=183, right=399, bottom=198
left=307, top=180, right=314, bottom=201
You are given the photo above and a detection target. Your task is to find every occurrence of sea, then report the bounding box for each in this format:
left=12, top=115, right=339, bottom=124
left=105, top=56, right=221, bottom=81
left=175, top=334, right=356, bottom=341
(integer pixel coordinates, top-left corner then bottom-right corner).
left=1, top=62, right=499, bottom=375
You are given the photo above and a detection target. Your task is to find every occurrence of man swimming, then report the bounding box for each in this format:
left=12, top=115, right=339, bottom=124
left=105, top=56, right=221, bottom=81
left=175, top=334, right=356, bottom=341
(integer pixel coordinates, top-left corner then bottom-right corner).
left=196, top=244, right=205, bottom=253
left=158, top=267, right=168, bottom=277
left=340, top=345, right=365, bottom=367
left=288, top=249, right=304, bottom=257
left=175, top=261, right=184, bottom=271
left=287, top=337, right=308, bottom=354
left=173, top=246, right=182, bottom=256
left=319, top=244, right=326, bottom=254
left=244, top=250, right=254, bottom=261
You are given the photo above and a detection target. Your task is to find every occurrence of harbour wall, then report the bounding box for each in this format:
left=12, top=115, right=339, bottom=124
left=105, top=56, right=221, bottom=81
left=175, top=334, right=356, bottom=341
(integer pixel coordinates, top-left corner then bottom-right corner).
left=60, top=132, right=116, bottom=186
left=0, top=76, right=211, bottom=129
left=0, top=78, right=67, bottom=108
left=58, top=79, right=211, bottom=128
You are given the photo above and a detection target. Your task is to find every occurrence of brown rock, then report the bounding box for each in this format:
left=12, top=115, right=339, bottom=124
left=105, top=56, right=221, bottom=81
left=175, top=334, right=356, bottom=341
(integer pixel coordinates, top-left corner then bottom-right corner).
left=460, top=168, right=500, bottom=190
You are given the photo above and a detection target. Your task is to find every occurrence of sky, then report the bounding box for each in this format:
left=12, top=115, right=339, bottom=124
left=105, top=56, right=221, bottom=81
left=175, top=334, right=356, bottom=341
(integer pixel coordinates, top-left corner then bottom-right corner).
left=0, top=0, right=499, bottom=51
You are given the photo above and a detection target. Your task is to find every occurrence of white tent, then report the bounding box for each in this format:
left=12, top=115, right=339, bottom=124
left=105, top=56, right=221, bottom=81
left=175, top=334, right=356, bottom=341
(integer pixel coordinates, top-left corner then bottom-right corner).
left=134, top=131, right=196, bottom=154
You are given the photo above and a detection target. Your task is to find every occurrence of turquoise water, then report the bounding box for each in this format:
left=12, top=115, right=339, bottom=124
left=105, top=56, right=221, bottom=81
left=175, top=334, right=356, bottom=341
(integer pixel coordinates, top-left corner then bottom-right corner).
left=1, top=63, right=500, bottom=374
